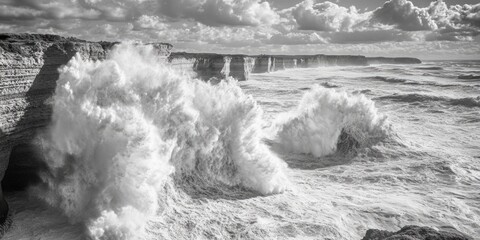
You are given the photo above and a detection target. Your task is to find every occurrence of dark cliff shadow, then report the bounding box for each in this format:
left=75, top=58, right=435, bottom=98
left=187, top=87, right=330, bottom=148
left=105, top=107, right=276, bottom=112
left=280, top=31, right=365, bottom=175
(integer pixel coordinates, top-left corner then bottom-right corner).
left=2, top=144, right=48, bottom=192
left=0, top=43, right=78, bottom=231
left=2, top=44, right=77, bottom=193
left=0, top=129, right=6, bottom=160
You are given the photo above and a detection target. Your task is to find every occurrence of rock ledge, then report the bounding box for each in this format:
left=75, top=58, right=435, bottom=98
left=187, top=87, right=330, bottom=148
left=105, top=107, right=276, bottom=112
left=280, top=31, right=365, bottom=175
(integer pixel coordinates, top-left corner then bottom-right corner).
left=362, top=225, right=473, bottom=240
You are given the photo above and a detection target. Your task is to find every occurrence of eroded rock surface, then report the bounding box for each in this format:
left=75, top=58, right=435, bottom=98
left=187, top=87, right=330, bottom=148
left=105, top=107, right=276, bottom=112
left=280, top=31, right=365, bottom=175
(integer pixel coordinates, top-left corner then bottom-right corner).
left=362, top=225, right=473, bottom=240
left=0, top=33, right=172, bottom=228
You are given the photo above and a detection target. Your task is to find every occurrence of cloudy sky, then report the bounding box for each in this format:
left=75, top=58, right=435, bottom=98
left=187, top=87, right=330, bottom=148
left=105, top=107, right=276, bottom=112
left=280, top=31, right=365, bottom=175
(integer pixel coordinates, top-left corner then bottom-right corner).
left=1, top=0, right=479, bottom=59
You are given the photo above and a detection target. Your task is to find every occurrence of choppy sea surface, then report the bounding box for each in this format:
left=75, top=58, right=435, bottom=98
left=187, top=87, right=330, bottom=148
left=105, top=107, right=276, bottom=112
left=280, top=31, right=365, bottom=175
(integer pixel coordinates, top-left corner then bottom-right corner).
left=3, top=46, right=480, bottom=240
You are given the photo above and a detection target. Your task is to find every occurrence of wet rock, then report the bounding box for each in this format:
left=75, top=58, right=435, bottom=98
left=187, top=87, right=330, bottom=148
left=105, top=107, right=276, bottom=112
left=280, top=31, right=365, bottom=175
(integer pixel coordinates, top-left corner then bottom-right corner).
left=336, top=129, right=360, bottom=153
left=362, top=225, right=473, bottom=240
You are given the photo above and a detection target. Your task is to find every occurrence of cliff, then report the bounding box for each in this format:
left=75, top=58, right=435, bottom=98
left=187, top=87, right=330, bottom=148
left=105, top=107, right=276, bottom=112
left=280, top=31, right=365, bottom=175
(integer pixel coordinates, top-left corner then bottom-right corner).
left=169, top=52, right=373, bottom=81
left=1, top=33, right=111, bottom=182
left=0, top=33, right=171, bottom=230
left=169, top=53, right=422, bottom=81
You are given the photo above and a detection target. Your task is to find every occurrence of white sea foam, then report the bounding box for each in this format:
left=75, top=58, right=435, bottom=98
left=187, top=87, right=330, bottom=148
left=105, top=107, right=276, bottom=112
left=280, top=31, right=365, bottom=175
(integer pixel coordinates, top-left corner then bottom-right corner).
left=271, top=85, right=389, bottom=157
left=33, top=43, right=288, bottom=239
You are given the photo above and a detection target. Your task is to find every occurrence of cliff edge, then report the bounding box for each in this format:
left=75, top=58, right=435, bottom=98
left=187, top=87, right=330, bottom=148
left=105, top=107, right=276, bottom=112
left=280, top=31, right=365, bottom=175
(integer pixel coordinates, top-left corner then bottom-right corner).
left=0, top=33, right=172, bottom=232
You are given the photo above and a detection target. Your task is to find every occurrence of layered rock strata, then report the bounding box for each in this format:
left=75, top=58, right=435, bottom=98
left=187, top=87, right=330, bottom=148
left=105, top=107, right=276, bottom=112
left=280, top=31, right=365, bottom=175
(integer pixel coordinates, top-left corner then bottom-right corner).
left=0, top=33, right=171, bottom=229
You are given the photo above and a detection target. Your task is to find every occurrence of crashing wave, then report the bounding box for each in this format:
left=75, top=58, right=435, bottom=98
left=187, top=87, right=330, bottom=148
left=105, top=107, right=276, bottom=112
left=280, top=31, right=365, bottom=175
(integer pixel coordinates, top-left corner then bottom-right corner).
left=270, top=85, right=389, bottom=157
left=33, top=43, right=288, bottom=239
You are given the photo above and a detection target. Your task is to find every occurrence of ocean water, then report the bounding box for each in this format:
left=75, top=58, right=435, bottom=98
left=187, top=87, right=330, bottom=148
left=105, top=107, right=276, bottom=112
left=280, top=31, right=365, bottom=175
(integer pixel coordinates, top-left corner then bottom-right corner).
left=3, top=45, right=480, bottom=240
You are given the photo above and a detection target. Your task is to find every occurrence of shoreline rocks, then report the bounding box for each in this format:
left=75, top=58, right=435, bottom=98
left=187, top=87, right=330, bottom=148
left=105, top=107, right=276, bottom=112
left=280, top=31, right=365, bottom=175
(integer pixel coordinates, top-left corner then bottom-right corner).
left=362, top=225, right=473, bottom=240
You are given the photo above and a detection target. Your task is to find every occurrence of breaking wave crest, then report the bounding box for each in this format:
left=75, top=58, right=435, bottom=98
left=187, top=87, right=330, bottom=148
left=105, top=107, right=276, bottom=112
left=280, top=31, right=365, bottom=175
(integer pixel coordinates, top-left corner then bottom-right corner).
left=33, top=44, right=288, bottom=239
left=271, top=85, right=390, bottom=157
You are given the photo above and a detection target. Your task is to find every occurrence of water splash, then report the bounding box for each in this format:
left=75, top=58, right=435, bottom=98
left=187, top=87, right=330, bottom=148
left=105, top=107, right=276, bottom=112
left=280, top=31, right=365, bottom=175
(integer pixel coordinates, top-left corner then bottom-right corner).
left=271, top=85, right=389, bottom=157
left=33, top=43, right=288, bottom=239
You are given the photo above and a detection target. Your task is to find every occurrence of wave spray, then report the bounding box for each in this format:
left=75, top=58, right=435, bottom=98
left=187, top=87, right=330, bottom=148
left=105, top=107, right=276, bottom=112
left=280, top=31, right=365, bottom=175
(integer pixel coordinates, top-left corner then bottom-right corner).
left=33, top=44, right=288, bottom=239
left=272, top=85, right=389, bottom=157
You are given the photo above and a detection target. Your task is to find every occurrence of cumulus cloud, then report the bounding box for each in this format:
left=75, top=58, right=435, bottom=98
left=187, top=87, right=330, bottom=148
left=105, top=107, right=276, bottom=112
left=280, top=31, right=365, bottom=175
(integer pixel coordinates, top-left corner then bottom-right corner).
left=370, top=0, right=480, bottom=32
left=461, top=4, right=480, bottom=27
left=2, top=0, right=102, bottom=20
left=428, top=1, right=480, bottom=28
left=287, top=0, right=479, bottom=43
left=372, top=0, right=438, bottom=31
left=291, top=0, right=369, bottom=32
left=0, top=0, right=279, bottom=26
left=158, top=0, right=279, bottom=26
left=133, top=15, right=167, bottom=30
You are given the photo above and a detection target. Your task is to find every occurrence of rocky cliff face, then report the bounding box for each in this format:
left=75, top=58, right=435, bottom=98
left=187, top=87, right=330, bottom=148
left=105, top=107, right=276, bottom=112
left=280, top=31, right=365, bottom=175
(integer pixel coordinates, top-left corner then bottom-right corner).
left=0, top=33, right=172, bottom=228
left=169, top=53, right=375, bottom=81
left=169, top=53, right=422, bottom=81
left=1, top=34, right=108, bottom=181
